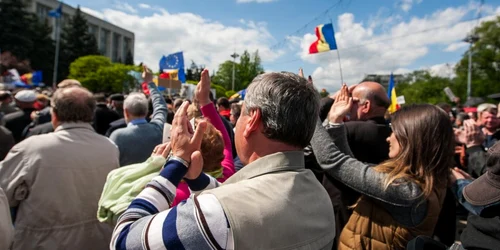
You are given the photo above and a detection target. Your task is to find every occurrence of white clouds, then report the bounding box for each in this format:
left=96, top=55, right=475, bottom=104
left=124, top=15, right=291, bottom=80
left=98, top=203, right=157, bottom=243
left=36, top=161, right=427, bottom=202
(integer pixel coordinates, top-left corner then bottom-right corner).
left=236, top=0, right=277, bottom=3
left=138, top=3, right=151, bottom=9
left=114, top=2, right=137, bottom=14
left=444, top=42, right=468, bottom=52
left=400, top=0, right=423, bottom=12
left=427, top=63, right=456, bottom=78
left=81, top=7, right=105, bottom=19
left=93, top=8, right=283, bottom=73
left=299, top=3, right=499, bottom=92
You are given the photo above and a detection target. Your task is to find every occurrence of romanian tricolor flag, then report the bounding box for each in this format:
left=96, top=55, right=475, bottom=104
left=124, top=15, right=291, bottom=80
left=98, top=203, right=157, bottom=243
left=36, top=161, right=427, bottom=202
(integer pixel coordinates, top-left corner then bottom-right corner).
left=387, top=73, right=400, bottom=113
left=309, top=23, right=338, bottom=54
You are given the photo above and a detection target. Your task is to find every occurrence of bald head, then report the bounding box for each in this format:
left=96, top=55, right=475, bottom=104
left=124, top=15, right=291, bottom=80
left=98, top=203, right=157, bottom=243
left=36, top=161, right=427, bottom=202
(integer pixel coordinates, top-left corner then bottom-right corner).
left=51, top=87, right=95, bottom=123
left=350, top=81, right=390, bottom=120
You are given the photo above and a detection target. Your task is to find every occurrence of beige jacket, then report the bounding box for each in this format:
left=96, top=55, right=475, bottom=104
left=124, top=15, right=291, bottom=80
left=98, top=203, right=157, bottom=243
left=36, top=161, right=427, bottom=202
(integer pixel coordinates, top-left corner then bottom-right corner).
left=0, top=123, right=120, bottom=250
left=204, top=151, right=336, bottom=250
left=0, top=187, right=13, bottom=250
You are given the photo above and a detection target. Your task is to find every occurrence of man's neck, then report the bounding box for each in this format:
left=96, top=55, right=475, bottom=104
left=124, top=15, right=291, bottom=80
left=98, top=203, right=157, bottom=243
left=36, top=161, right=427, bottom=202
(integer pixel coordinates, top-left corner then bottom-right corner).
left=127, top=117, right=147, bottom=125
left=246, top=142, right=301, bottom=165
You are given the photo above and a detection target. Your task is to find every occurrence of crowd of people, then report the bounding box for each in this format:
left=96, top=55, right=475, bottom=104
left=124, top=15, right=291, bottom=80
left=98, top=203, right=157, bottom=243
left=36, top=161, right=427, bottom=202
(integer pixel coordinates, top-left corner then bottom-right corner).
left=0, top=65, right=499, bottom=250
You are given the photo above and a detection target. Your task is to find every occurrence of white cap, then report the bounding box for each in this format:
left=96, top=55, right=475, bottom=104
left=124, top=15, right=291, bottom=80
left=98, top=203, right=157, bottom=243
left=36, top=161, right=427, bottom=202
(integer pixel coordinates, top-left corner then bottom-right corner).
left=14, top=90, right=37, bottom=103
left=477, top=103, right=497, bottom=113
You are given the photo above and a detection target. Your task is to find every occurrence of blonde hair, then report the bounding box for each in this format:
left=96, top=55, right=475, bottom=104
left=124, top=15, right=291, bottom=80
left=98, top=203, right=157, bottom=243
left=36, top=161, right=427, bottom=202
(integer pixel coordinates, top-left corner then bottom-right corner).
left=195, top=117, right=224, bottom=172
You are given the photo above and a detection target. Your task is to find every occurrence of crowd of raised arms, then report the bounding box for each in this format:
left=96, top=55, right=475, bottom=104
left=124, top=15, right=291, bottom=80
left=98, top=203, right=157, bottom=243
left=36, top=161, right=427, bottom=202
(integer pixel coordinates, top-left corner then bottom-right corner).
left=0, top=66, right=499, bottom=250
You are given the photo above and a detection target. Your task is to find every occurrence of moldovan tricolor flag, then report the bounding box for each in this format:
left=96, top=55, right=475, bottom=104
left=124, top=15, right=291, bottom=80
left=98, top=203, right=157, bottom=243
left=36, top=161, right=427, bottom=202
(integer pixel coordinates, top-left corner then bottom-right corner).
left=309, top=23, right=338, bottom=54
left=387, top=73, right=400, bottom=113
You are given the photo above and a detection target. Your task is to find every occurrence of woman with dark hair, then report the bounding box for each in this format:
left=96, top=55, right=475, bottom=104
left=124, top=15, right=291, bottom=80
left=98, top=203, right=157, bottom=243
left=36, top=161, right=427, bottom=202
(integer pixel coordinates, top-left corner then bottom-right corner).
left=311, top=85, right=455, bottom=249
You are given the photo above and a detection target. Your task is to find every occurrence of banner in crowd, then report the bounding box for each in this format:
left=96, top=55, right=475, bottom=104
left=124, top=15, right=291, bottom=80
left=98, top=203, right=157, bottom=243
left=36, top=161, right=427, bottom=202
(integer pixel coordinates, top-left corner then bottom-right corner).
left=159, top=52, right=186, bottom=83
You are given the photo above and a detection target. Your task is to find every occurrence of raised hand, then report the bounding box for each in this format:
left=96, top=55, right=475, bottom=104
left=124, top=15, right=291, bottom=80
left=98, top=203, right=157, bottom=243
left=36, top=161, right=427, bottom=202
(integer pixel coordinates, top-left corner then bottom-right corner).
left=298, top=68, right=304, bottom=78
left=170, top=101, right=207, bottom=173
left=455, top=119, right=485, bottom=148
left=194, top=69, right=211, bottom=106
left=328, top=84, right=354, bottom=123
left=142, top=65, right=153, bottom=83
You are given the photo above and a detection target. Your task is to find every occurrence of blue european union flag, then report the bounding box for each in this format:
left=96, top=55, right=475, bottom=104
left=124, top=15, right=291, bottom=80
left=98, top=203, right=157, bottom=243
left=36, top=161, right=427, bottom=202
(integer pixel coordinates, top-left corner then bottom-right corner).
left=159, top=52, right=186, bottom=83
left=48, top=3, right=63, bottom=18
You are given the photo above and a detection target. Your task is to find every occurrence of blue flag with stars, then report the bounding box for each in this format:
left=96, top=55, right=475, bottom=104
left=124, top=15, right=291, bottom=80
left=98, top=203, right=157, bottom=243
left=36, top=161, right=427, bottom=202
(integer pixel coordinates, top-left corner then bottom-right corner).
left=48, top=2, right=63, bottom=18
left=159, top=52, right=186, bottom=83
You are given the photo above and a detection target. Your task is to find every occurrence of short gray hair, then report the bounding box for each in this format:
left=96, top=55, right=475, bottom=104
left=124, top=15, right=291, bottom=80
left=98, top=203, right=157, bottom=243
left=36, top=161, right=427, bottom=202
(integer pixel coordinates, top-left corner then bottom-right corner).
left=124, top=93, right=149, bottom=117
left=244, top=72, right=320, bottom=148
left=52, top=87, right=95, bottom=123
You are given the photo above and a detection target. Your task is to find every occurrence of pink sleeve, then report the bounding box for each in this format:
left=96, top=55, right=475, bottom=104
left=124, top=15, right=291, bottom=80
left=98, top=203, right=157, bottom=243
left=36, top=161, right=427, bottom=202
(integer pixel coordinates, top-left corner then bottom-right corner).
left=200, top=103, right=235, bottom=179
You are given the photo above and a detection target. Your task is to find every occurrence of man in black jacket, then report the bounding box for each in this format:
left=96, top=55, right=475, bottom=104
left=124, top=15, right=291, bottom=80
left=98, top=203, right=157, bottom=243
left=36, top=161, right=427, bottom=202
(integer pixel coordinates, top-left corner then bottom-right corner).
left=4, top=90, right=37, bottom=143
left=305, top=81, right=391, bottom=248
left=93, top=93, right=120, bottom=135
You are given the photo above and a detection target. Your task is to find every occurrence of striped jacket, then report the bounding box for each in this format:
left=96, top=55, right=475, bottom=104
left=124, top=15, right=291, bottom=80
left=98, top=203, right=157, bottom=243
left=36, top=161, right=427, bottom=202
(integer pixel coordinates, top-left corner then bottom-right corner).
left=111, top=159, right=233, bottom=250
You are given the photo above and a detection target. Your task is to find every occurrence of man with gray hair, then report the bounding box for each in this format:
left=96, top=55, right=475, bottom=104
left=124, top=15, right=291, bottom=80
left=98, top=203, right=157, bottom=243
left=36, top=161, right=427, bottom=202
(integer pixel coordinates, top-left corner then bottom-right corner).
left=110, top=67, right=168, bottom=166
left=110, top=69, right=335, bottom=250
left=0, top=86, right=119, bottom=250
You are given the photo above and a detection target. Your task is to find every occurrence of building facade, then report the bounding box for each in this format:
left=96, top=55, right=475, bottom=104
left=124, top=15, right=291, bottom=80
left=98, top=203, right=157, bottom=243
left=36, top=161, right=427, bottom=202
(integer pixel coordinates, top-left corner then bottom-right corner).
left=24, top=0, right=135, bottom=63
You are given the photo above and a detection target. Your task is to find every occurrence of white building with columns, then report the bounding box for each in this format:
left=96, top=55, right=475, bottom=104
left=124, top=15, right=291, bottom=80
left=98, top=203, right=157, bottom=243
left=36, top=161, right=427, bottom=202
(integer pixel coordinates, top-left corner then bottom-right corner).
left=23, top=0, right=135, bottom=63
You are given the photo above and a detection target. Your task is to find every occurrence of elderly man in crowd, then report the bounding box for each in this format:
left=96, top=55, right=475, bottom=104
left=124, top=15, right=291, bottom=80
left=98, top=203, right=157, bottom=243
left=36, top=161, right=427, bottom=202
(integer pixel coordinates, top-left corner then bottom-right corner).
left=0, top=86, right=119, bottom=250
left=110, top=70, right=335, bottom=250
left=110, top=66, right=168, bottom=166
left=306, top=81, right=392, bottom=247
left=3, top=90, right=37, bottom=143
left=0, top=187, right=13, bottom=250
left=477, top=105, right=499, bottom=149
left=0, top=91, right=19, bottom=115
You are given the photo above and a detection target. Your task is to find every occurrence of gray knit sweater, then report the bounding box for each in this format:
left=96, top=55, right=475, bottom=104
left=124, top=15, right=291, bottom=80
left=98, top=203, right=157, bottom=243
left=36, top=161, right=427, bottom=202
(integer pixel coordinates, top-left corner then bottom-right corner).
left=310, top=120, right=427, bottom=227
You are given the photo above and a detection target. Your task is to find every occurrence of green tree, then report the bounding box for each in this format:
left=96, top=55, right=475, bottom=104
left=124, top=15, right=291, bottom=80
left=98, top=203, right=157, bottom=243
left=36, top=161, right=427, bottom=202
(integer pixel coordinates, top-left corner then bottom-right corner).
left=396, top=70, right=456, bottom=105
left=59, top=6, right=99, bottom=82
left=91, top=64, right=138, bottom=93
left=319, top=89, right=330, bottom=98
left=0, top=0, right=34, bottom=62
left=0, top=0, right=55, bottom=82
left=225, top=90, right=237, bottom=98
left=455, top=16, right=500, bottom=99
left=69, top=55, right=112, bottom=79
left=29, top=15, right=55, bottom=83
left=212, top=50, right=264, bottom=91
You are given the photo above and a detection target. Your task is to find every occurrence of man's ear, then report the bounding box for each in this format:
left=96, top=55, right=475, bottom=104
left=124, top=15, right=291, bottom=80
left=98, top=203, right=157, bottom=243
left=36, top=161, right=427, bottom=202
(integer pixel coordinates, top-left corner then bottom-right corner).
left=243, top=109, right=261, bottom=138
left=362, top=100, right=371, bottom=114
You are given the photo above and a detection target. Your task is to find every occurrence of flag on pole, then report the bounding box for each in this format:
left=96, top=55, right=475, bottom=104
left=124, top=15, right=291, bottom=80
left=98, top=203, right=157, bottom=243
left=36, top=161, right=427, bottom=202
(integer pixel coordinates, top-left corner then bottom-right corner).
left=48, top=2, right=63, bottom=18
left=159, top=52, right=186, bottom=83
left=309, top=23, right=338, bottom=54
left=387, top=73, right=400, bottom=113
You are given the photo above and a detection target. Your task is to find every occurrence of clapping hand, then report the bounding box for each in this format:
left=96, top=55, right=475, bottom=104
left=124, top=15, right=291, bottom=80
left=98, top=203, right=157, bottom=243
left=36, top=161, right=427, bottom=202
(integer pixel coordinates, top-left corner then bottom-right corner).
left=328, top=84, right=355, bottom=123
left=170, top=101, right=207, bottom=179
left=194, top=69, right=211, bottom=106
left=455, top=120, right=485, bottom=148
left=142, top=65, right=153, bottom=83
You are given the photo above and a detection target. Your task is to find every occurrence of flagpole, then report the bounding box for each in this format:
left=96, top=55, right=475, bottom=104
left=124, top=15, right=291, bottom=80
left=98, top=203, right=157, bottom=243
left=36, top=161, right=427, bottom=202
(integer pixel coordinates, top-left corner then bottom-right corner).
left=52, top=14, right=61, bottom=89
left=330, top=19, right=344, bottom=85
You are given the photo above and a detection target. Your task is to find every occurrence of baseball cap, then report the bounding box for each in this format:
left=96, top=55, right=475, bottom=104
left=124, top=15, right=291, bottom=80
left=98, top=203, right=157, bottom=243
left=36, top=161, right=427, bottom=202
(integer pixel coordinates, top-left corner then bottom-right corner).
left=14, top=90, right=37, bottom=103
